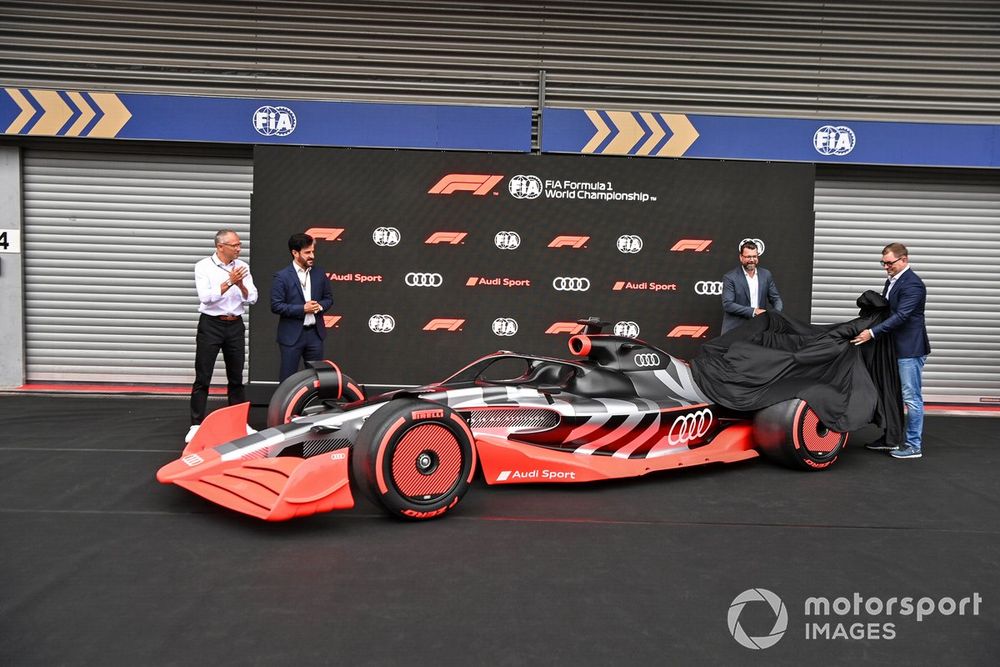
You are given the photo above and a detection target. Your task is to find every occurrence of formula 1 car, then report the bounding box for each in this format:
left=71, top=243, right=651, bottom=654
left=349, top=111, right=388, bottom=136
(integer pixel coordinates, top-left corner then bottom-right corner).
left=157, top=319, right=848, bottom=521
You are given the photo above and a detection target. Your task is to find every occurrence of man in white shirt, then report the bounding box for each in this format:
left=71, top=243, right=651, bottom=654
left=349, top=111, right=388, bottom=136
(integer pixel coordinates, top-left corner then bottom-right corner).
left=187, top=229, right=258, bottom=442
left=721, top=240, right=784, bottom=334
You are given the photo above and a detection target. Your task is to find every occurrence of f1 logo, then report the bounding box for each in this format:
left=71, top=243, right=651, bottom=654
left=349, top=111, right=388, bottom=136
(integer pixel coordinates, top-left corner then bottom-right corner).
left=306, top=227, right=344, bottom=242
left=323, top=315, right=341, bottom=328
left=545, top=322, right=585, bottom=335
left=668, top=325, right=710, bottom=338
left=425, top=232, right=468, bottom=245
left=670, top=239, right=712, bottom=252
left=428, top=174, right=503, bottom=196
left=548, top=236, right=590, bottom=249
left=424, top=318, right=465, bottom=331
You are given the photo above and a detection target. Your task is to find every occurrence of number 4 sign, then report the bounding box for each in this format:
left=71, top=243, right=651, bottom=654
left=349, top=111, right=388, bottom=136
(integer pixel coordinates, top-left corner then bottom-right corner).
left=0, top=229, right=20, bottom=253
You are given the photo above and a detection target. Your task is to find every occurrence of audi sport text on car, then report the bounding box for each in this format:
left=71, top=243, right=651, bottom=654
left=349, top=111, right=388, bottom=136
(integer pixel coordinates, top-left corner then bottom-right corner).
left=157, top=319, right=847, bottom=522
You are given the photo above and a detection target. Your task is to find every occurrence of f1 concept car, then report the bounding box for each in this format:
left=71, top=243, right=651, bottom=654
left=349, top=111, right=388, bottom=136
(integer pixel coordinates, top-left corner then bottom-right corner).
left=157, top=320, right=848, bottom=521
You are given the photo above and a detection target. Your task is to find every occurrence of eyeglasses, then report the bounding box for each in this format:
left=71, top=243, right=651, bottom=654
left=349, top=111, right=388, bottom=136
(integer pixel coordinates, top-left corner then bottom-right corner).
left=218, top=242, right=242, bottom=248
left=879, top=257, right=904, bottom=267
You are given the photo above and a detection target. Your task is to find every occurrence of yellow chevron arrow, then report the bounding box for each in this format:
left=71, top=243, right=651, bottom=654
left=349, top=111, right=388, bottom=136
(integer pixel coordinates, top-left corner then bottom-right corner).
left=28, top=89, right=73, bottom=135
left=89, top=92, right=132, bottom=137
left=65, top=91, right=95, bottom=137
left=658, top=114, right=699, bottom=157
left=5, top=88, right=37, bottom=134
left=604, top=111, right=644, bottom=154
left=581, top=109, right=611, bottom=153
left=636, top=112, right=666, bottom=156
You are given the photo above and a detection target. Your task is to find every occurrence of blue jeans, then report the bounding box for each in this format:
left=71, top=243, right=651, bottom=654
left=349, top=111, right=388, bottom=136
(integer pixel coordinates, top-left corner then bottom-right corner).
left=898, top=356, right=927, bottom=450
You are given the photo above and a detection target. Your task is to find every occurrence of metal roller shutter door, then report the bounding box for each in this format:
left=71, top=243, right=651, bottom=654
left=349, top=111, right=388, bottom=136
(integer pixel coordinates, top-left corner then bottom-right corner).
left=812, top=167, right=1000, bottom=404
left=23, top=149, right=253, bottom=384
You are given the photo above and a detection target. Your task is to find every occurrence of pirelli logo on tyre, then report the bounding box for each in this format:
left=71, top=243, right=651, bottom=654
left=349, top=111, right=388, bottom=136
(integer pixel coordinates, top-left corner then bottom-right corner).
left=412, top=409, right=444, bottom=420
left=552, top=277, right=591, bottom=292
left=695, top=281, right=723, bottom=295
left=428, top=174, right=503, bottom=196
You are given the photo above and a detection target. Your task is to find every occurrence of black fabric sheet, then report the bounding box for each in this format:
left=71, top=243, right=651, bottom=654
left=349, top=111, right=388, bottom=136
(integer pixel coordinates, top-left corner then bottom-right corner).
left=691, top=291, right=903, bottom=437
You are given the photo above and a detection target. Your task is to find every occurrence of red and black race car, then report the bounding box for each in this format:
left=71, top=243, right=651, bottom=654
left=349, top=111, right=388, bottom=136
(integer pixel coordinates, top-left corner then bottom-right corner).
left=157, top=319, right=848, bottom=521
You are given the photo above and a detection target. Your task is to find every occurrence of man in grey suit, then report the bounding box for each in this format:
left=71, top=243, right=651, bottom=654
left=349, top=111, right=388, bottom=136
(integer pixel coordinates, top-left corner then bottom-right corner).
left=721, top=240, right=784, bottom=333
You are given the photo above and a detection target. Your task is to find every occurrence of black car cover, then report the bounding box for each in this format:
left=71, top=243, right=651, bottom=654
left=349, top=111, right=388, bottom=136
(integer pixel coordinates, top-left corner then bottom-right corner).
left=690, top=291, right=904, bottom=440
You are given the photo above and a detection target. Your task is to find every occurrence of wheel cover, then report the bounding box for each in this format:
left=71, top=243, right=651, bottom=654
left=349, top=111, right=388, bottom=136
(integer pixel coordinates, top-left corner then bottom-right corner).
left=390, top=423, right=463, bottom=500
left=800, top=408, right=843, bottom=457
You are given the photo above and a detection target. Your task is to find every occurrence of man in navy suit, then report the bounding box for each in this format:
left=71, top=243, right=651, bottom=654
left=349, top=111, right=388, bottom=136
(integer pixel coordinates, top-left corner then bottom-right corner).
left=721, top=240, right=784, bottom=333
left=271, top=233, right=334, bottom=381
left=851, top=243, right=930, bottom=459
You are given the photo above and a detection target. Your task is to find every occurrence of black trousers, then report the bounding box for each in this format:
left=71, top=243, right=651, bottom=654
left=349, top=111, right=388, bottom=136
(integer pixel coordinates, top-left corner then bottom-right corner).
left=190, top=314, right=246, bottom=424
left=278, top=326, right=325, bottom=382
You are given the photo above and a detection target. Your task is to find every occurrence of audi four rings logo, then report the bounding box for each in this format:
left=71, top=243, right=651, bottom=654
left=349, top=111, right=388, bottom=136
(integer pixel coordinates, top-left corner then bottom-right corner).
left=739, top=237, right=766, bottom=255
left=633, top=353, right=661, bottom=368
left=492, top=318, right=519, bottom=336
left=494, top=231, right=521, bottom=250
left=695, top=281, right=724, bottom=295
left=668, top=408, right=713, bottom=446
left=614, top=321, right=640, bottom=338
left=508, top=175, right=542, bottom=199
left=552, top=277, right=591, bottom=291
left=368, top=314, right=396, bottom=333
left=373, top=227, right=401, bottom=246
left=405, top=272, right=443, bottom=287
left=617, top=235, right=643, bottom=254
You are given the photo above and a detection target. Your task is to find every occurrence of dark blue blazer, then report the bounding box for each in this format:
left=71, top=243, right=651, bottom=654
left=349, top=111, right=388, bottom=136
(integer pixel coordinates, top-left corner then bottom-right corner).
left=721, top=266, right=783, bottom=334
left=270, top=264, right=334, bottom=346
left=871, top=268, right=930, bottom=358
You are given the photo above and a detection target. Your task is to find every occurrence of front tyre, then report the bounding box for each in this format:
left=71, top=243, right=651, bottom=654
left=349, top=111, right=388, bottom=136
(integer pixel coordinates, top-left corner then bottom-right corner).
left=352, top=399, right=477, bottom=520
left=752, top=398, right=847, bottom=470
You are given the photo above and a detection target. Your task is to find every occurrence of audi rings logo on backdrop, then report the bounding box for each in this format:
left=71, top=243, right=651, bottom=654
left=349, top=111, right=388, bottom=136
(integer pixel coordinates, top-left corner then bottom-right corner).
left=739, top=238, right=766, bottom=255
left=728, top=588, right=788, bottom=650
left=668, top=408, right=713, bottom=445
left=405, top=272, right=443, bottom=288
left=368, top=314, right=396, bottom=333
left=617, top=235, right=643, bottom=254
left=614, top=321, right=640, bottom=338
left=695, top=281, right=724, bottom=295
left=633, top=353, right=661, bottom=368
left=492, top=318, right=519, bottom=336
left=508, top=175, right=543, bottom=199
left=494, top=231, right=521, bottom=250
left=373, top=227, right=401, bottom=247
left=552, top=277, right=591, bottom=292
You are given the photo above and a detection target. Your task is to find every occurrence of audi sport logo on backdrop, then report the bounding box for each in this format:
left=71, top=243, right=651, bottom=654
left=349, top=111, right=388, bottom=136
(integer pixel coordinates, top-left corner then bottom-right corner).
left=405, top=272, right=443, bottom=288
left=466, top=276, right=531, bottom=288
left=492, top=318, right=519, bottom=336
left=426, top=232, right=467, bottom=245
left=494, top=231, right=521, bottom=250
left=612, top=280, right=677, bottom=292
left=552, top=277, right=591, bottom=292
left=372, top=226, right=401, bottom=247
left=739, top=238, right=766, bottom=255
left=616, top=235, right=643, bottom=254
left=695, top=281, right=724, bottom=295
left=548, top=236, right=589, bottom=249
left=305, top=227, right=343, bottom=242
left=368, top=314, right=396, bottom=333
left=614, top=321, right=640, bottom=338
left=633, top=353, right=661, bottom=368
left=671, top=239, right=713, bottom=252
left=668, top=325, right=710, bottom=338
left=424, top=318, right=465, bottom=331
left=668, top=408, right=713, bottom=445
left=546, top=322, right=586, bottom=335
left=252, top=105, right=296, bottom=136
left=428, top=174, right=503, bottom=196
left=508, top=175, right=542, bottom=199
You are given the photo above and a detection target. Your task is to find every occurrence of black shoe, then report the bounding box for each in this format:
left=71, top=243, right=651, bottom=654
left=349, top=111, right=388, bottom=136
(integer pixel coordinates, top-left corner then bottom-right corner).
left=865, top=440, right=897, bottom=451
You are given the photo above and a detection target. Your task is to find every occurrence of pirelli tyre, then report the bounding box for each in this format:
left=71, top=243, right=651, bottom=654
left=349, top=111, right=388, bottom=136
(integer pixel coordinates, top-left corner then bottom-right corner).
left=752, top=398, right=847, bottom=471
left=352, top=399, right=477, bottom=520
left=266, top=361, right=364, bottom=427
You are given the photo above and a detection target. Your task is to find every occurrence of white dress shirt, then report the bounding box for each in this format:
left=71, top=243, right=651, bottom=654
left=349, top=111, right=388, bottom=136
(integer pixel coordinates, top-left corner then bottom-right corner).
left=744, top=269, right=760, bottom=310
left=194, top=253, right=258, bottom=316
left=884, top=266, right=909, bottom=298
left=294, top=263, right=315, bottom=327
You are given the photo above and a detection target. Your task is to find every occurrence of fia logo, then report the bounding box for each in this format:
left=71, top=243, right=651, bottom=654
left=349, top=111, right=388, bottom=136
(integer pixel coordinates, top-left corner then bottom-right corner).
left=617, top=235, right=643, bottom=254
left=252, top=106, right=297, bottom=137
left=492, top=318, right=519, bottom=336
left=813, top=125, right=856, bottom=156
left=373, top=227, right=401, bottom=247
left=508, top=175, right=543, bottom=199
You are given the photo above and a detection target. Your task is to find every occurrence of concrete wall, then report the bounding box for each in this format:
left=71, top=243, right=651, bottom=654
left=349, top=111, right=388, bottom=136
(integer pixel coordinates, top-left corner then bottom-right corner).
left=0, top=146, right=24, bottom=387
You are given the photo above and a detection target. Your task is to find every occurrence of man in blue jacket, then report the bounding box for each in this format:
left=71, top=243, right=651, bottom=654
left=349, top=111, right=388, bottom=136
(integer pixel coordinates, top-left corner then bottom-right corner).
left=271, top=232, right=334, bottom=381
left=851, top=243, right=931, bottom=459
left=721, top=240, right=784, bottom=333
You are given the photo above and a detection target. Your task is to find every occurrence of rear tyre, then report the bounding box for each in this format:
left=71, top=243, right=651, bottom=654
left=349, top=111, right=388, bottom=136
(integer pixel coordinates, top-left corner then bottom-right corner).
left=266, top=363, right=364, bottom=427
left=352, top=399, right=476, bottom=520
left=752, top=398, right=847, bottom=471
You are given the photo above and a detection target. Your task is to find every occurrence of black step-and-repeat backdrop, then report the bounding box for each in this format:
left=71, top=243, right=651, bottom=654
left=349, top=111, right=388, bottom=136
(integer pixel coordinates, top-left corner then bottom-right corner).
left=250, top=146, right=815, bottom=386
